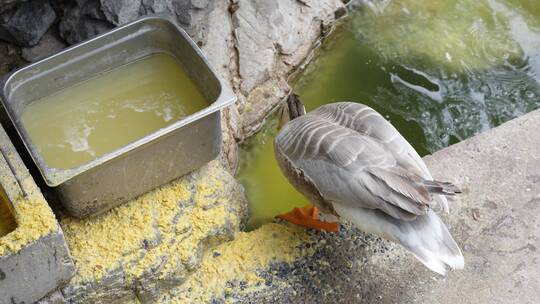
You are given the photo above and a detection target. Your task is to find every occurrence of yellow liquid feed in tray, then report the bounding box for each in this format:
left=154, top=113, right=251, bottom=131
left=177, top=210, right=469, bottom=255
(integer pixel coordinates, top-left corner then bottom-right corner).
left=21, top=53, right=207, bottom=169
left=0, top=189, right=17, bottom=237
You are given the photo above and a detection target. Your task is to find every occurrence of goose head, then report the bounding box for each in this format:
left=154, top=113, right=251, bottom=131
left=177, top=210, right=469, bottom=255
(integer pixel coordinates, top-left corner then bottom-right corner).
left=277, top=93, right=306, bottom=130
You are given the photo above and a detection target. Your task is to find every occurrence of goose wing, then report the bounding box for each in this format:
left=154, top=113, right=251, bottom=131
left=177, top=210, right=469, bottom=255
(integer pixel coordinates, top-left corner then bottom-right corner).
left=275, top=102, right=463, bottom=274
left=275, top=113, right=434, bottom=221
left=310, top=102, right=450, bottom=212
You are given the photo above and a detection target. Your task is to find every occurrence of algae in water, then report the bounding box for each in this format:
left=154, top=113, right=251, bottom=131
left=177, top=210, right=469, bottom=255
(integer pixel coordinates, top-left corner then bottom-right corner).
left=240, top=0, right=540, bottom=229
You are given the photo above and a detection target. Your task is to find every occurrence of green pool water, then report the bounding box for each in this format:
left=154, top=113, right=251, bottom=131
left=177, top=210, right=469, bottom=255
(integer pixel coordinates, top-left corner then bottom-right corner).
left=239, top=0, right=540, bottom=230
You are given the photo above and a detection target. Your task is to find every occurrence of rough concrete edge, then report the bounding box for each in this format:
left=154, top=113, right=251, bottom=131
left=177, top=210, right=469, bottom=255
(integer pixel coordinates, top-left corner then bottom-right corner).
left=0, top=124, right=75, bottom=303
left=0, top=124, right=56, bottom=253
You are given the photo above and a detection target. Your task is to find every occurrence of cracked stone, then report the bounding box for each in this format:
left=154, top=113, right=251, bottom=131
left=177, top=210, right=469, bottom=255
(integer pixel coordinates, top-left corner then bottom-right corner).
left=0, top=0, right=56, bottom=46
left=55, top=0, right=113, bottom=45
left=21, top=27, right=66, bottom=62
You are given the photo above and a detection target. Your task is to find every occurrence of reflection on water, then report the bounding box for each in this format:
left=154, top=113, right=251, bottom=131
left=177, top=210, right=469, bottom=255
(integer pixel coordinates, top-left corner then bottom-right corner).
left=238, top=119, right=307, bottom=229
left=239, top=0, right=540, bottom=230
left=344, top=0, right=540, bottom=151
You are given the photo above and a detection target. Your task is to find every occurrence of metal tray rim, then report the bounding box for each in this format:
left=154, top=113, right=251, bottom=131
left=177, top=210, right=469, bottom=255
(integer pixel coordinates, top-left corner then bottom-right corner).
left=0, top=16, right=236, bottom=187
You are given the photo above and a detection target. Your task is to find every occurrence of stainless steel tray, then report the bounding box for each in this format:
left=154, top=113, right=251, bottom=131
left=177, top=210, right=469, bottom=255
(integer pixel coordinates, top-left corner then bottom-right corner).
left=0, top=16, right=236, bottom=218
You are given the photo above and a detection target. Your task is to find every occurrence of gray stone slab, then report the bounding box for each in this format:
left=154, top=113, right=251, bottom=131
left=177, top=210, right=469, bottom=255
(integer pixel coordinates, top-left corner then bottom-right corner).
left=0, top=125, right=75, bottom=304
left=415, top=107, right=540, bottom=303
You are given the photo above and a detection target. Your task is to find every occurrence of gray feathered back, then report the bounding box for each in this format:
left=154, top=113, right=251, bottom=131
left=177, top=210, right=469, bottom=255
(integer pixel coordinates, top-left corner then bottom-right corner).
left=274, top=102, right=463, bottom=274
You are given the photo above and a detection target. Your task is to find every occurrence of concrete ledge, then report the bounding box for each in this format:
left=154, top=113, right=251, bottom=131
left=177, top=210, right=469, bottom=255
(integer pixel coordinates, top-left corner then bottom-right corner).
left=0, top=125, right=75, bottom=304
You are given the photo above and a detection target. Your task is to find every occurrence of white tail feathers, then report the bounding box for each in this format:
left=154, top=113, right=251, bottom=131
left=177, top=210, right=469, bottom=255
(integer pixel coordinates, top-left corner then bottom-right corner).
left=332, top=204, right=464, bottom=275
left=394, top=210, right=464, bottom=275
left=435, top=195, right=450, bottom=213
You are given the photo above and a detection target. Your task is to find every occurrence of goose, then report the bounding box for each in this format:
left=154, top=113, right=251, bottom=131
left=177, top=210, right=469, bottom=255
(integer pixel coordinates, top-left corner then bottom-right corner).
left=274, top=94, right=464, bottom=275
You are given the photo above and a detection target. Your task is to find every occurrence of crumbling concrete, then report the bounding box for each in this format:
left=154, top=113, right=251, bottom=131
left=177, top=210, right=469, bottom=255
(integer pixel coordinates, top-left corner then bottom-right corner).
left=0, top=125, right=75, bottom=304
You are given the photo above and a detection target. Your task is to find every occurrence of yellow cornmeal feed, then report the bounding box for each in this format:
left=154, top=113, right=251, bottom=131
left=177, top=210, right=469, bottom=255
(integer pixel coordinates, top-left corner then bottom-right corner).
left=62, top=175, right=196, bottom=282
left=0, top=197, right=58, bottom=256
left=60, top=161, right=314, bottom=302
left=160, top=224, right=313, bottom=303
left=61, top=161, right=243, bottom=283
left=0, top=140, right=58, bottom=257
